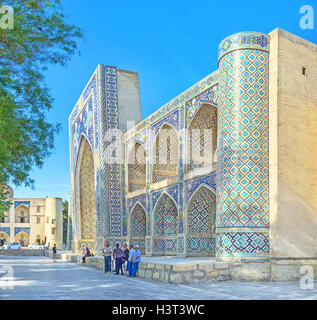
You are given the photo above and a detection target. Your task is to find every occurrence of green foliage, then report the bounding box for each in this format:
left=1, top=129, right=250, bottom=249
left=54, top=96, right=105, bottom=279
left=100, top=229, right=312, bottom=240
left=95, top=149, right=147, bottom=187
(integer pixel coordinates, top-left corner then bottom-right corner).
left=0, top=0, right=83, bottom=215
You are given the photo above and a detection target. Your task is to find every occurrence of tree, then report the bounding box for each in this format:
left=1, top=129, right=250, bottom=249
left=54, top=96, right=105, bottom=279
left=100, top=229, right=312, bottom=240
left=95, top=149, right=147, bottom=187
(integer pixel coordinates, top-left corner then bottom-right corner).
left=0, top=0, right=83, bottom=215
left=62, top=199, right=68, bottom=245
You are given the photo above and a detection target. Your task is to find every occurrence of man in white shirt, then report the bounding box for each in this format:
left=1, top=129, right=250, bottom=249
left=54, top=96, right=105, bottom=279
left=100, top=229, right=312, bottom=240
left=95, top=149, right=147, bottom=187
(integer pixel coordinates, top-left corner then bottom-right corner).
left=127, top=244, right=135, bottom=276
left=130, top=244, right=141, bottom=277
left=102, top=241, right=113, bottom=273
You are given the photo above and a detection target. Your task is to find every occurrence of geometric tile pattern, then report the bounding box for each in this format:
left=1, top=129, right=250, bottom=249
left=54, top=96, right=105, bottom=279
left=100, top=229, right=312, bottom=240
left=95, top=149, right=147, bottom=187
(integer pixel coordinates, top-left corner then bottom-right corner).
left=154, top=194, right=178, bottom=236
left=216, top=32, right=270, bottom=257
left=153, top=124, right=178, bottom=183
left=151, top=109, right=179, bottom=139
left=154, top=239, right=177, bottom=254
left=186, top=85, right=218, bottom=122
left=187, top=237, right=215, bottom=256
left=79, top=139, right=97, bottom=240
left=186, top=104, right=217, bottom=173
left=128, top=142, right=146, bottom=192
left=216, top=232, right=269, bottom=257
left=218, top=32, right=269, bottom=62
left=186, top=186, right=216, bottom=256
left=130, top=204, right=146, bottom=236
left=185, top=174, right=216, bottom=204
left=217, top=48, right=269, bottom=229
left=187, top=186, right=216, bottom=235
left=152, top=185, right=178, bottom=210
left=128, top=195, right=146, bottom=215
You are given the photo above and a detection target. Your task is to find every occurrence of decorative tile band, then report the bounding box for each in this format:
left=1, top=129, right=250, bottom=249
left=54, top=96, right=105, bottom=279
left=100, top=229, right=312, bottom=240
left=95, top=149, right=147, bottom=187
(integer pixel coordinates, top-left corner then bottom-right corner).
left=216, top=232, right=269, bottom=257
left=218, top=31, right=270, bottom=63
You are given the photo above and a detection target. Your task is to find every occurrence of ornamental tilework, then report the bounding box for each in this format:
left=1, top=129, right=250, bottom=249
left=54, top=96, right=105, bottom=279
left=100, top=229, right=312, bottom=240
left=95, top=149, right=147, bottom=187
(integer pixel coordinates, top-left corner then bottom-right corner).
left=128, top=195, right=146, bottom=215
left=128, top=143, right=146, bottom=192
left=79, top=140, right=97, bottom=240
left=152, top=124, right=179, bottom=183
left=185, top=174, right=216, bottom=204
left=186, top=104, right=217, bottom=173
left=186, top=85, right=218, bottom=122
left=187, top=186, right=216, bottom=235
left=154, top=193, right=178, bottom=236
left=152, top=185, right=178, bottom=210
left=151, top=109, right=179, bottom=140
left=126, top=70, right=219, bottom=139
left=69, top=31, right=272, bottom=258
left=187, top=237, right=215, bottom=256
left=154, top=239, right=177, bottom=254
left=218, top=32, right=269, bottom=61
left=130, top=204, right=146, bottom=236
left=216, top=232, right=269, bottom=257
left=217, top=49, right=269, bottom=229
left=186, top=186, right=216, bottom=256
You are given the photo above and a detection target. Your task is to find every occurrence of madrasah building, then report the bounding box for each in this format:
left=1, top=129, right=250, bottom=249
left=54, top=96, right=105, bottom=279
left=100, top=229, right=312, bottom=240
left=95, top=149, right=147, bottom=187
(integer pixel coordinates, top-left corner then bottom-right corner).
left=0, top=186, right=63, bottom=248
left=67, top=28, right=317, bottom=262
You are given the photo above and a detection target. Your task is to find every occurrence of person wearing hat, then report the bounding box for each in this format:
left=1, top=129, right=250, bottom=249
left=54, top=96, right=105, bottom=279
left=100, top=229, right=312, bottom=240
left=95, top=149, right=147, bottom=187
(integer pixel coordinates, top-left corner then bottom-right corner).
left=127, top=244, right=135, bottom=275
left=129, top=244, right=141, bottom=277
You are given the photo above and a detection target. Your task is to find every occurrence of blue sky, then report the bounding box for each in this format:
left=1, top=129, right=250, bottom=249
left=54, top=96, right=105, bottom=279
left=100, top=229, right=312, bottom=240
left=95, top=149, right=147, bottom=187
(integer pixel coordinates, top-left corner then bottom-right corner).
left=13, top=0, right=317, bottom=201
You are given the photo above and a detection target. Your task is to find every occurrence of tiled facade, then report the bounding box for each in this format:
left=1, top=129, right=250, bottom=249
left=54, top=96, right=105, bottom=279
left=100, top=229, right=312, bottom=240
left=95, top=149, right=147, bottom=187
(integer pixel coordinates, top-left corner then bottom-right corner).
left=68, top=29, right=317, bottom=260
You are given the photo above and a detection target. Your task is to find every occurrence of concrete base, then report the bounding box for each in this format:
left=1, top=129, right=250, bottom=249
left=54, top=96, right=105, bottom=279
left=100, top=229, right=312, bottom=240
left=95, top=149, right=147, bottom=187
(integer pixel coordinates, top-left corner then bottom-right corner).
left=43, top=251, right=317, bottom=283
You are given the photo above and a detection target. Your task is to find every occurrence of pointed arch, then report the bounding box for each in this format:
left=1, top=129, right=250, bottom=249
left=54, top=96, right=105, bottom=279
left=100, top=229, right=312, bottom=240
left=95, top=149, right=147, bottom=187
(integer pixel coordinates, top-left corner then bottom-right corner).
left=186, top=103, right=217, bottom=173
left=15, top=205, right=30, bottom=223
left=152, top=123, right=179, bottom=183
left=0, top=232, right=9, bottom=242
left=128, top=142, right=146, bottom=192
left=130, top=203, right=146, bottom=237
left=153, top=192, right=178, bottom=255
left=186, top=185, right=216, bottom=256
left=15, top=232, right=29, bottom=246
left=75, top=135, right=97, bottom=242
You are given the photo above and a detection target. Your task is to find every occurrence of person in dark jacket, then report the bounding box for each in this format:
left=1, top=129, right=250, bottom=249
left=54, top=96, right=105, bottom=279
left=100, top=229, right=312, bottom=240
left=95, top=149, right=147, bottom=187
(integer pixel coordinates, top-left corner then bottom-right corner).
left=113, top=244, right=124, bottom=275
left=52, top=244, right=57, bottom=263
left=123, top=244, right=129, bottom=271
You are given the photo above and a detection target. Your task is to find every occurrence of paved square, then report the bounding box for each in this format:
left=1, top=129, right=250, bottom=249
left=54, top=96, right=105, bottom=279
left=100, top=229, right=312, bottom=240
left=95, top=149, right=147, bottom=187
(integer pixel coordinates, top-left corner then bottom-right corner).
left=1, top=256, right=317, bottom=300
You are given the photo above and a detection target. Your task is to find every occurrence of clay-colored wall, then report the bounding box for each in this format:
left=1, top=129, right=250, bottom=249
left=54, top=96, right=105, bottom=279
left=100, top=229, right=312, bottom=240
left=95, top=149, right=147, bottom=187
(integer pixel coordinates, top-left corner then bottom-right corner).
left=269, top=28, right=317, bottom=257
left=45, top=198, right=63, bottom=249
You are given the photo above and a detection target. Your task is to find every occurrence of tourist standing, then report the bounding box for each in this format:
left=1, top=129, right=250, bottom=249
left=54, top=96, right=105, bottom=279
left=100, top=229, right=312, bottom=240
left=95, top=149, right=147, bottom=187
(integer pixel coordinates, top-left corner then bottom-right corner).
left=52, top=244, right=57, bottom=263
left=127, top=244, right=135, bottom=276
left=113, top=243, right=124, bottom=275
left=82, top=247, right=86, bottom=264
left=123, top=244, right=129, bottom=271
left=102, top=241, right=113, bottom=273
left=130, top=244, right=141, bottom=277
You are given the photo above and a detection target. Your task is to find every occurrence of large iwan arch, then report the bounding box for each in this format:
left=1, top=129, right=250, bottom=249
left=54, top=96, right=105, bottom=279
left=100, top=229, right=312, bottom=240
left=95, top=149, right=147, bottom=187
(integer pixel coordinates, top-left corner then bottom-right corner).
left=153, top=193, right=178, bottom=256
left=76, top=136, right=97, bottom=244
left=186, top=185, right=216, bottom=256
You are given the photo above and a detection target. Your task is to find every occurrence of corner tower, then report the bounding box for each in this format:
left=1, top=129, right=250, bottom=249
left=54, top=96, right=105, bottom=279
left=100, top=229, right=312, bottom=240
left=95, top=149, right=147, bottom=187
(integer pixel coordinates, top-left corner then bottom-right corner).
left=216, top=32, right=270, bottom=258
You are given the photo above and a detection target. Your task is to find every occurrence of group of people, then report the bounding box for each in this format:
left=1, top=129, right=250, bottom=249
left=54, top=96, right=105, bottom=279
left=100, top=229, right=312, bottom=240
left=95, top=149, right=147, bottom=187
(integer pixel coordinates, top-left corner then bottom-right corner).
left=102, top=241, right=141, bottom=277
